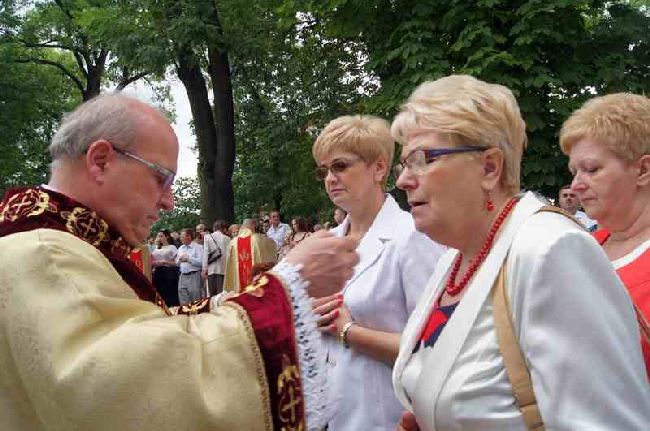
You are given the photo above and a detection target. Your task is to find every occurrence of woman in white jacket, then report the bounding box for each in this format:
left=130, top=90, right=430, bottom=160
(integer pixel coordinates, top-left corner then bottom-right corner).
left=391, top=75, right=650, bottom=431
left=311, top=115, right=446, bottom=430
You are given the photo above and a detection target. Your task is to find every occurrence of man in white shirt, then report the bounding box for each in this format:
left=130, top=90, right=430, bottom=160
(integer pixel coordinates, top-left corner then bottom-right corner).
left=202, top=220, right=230, bottom=295
left=176, top=228, right=204, bottom=304
left=266, top=210, right=291, bottom=250
left=558, top=184, right=597, bottom=230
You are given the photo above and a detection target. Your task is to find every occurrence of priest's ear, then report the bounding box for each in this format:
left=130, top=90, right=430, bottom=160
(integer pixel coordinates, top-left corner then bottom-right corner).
left=86, top=140, right=115, bottom=184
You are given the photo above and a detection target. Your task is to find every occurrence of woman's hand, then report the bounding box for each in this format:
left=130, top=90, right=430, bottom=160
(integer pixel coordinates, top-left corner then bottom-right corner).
left=395, top=411, right=419, bottom=431
left=312, top=293, right=344, bottom=335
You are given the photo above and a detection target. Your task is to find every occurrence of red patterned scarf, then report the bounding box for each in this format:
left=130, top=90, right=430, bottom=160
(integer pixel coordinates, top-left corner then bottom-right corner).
left=237, top=233, right=253, bottom=287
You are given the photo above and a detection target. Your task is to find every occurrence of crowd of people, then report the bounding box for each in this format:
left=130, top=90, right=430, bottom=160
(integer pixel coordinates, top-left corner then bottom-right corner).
left=0, top=75, right=648, bottom=431
left=147, top=209, right=346, bottom=306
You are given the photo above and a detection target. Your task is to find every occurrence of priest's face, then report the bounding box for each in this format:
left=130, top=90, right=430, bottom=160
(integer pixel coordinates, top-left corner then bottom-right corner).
left=101, top=104, right=178, bottom=246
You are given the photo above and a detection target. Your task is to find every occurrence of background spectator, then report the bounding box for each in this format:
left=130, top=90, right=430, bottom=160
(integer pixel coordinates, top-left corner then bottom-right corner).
left=151, top=229, right=180, bottom=307
left=557, top=184, right=597, bottom=230
left=176, top=228, right=204, bottom=304
left=202, top=220, right=230, bottom=296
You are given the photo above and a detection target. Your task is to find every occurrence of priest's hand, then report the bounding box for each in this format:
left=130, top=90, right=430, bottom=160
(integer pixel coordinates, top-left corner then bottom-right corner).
left=285, top=231, right=358, bottom=298
left=395, top=411, right=419, bottom=431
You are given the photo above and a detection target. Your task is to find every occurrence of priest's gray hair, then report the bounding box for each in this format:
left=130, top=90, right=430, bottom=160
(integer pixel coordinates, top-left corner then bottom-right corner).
left=49, top=93, right=142, bottom=166
left=242, top=219, right=257, bottom=230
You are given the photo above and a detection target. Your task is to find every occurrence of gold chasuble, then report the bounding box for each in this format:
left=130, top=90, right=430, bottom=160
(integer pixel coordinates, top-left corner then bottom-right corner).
left=0, top=187, right=306, bottom=431
left=225, top=228, right=278, bottom=292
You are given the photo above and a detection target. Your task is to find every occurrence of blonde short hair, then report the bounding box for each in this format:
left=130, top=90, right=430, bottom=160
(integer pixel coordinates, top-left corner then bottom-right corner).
left=312, top=115, right=395, bottom=181
left=391, top=75, right=527, bottom=194
left=560, top=93, right=650, bottom=162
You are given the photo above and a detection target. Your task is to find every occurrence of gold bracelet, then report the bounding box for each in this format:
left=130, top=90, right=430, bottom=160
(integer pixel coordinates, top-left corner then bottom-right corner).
left=339, top=321, right=356, bottom=348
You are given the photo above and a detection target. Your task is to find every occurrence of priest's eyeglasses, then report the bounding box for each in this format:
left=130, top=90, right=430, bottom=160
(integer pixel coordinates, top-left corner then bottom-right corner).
left=315, top=157, right=363, bottom=181
left=393, top=146, right=488, bottom=178
left=113, top=146, right=176, bottom=190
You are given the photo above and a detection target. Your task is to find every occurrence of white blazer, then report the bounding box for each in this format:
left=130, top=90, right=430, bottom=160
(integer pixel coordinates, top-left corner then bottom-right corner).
left=326, top=195, right=446, bottom=431
left=393, top=192, right=650, bottom=431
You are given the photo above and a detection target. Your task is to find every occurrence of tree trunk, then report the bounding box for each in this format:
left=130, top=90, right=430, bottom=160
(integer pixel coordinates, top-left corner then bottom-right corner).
left=206, top=1, right=236, bottom=224
left=176, top=48, right=222, bottom=224
left=84, top=64, right=102, bottom=101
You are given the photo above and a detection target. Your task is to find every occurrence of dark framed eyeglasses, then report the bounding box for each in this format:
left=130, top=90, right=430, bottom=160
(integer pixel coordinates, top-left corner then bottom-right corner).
left=314, top=157, right=363, bottom=181
left=393, top=146, right=488, bottom=178
left=113, top=146, right=176, bottom=190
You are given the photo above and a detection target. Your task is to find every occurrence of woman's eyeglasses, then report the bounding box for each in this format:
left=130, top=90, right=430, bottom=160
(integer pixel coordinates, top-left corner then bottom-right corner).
left=315, top=157, right=363, bottom=181
left=393, top=146, right=487, bottom=178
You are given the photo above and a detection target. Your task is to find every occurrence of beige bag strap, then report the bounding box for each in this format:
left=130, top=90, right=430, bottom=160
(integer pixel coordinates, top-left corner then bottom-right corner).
left=536, top=205, right=586, bottom=230
left=636, top=305, right=650, bottom=344
left=488, top=204, right=571, bottom=430
left=492, top=264, right=545, bottom=431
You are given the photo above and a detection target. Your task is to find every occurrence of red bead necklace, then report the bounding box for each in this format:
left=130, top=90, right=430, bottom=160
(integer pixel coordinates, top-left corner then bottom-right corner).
left=445, top=197, right=519, bottom=296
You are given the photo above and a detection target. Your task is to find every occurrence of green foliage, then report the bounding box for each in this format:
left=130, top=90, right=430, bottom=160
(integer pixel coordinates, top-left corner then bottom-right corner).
left=3, top=0, right=648, bottom=214
left=0, top=42, right=79, bottom=196
left=227, top=4, right=370, bottom=221
left=298, top=0, right=650, bottom=197
left=2, top=0, right=153, bottom=100
left=151, top=176, right=201, bottom=233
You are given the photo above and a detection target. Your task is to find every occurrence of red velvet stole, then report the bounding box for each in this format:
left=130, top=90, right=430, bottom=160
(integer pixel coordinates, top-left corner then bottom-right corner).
left=237, top=234, right=253, bottom=288
left=0, top=187, right=170, bottom=314
left=228, top=274, right=306, bottom=431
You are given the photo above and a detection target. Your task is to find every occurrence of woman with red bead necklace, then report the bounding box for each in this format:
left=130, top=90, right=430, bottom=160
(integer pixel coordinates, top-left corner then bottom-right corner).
left=390, top=75, right=650, bottom=431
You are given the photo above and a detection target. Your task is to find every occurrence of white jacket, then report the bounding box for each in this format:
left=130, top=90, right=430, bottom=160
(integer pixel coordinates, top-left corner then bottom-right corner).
left=393, top=192, right=650, bottom=431
left=326, top=195, right=446, bottom=431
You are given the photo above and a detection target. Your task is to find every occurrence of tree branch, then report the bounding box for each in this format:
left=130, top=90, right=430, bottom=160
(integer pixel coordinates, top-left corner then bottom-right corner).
left=116, top=71, right=150, bottom=90
left=15, top=58, right=85, bottom=94
left=72, top=50, right=88, bottom=78
left=22, top=41, right=77, bottom=51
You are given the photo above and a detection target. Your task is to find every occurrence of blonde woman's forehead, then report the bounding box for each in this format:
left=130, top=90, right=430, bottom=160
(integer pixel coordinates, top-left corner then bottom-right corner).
left=404, top=130, right=450, bottom=149
left=317, top=150, right=362, bottom=165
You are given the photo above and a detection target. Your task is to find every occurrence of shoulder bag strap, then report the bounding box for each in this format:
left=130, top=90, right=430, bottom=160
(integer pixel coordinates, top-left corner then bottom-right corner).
left=492, top=263, right=545, bottom=431
left=635, top=305, right=650, bottom=344
left=536, top=205, right=586, bottom=230
left=488, top=204, right=578, bottom=430
left=209, top=233, right=221, bottom=254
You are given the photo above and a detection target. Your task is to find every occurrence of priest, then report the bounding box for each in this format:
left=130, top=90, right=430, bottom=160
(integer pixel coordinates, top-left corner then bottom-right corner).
left=0, top=94, right=358, bottom=431
left=224, top=218, right=278, bottom=292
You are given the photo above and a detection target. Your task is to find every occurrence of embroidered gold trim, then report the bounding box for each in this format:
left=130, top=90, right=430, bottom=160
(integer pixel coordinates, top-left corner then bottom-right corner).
left=267, top=271, right=307, bottom=430
left=0, top=189, right=53, bottom=222
left=61, top=206, right=109, bottom=246
left=222, top=301, right=273, bottom=431
left=277, top=354, right=303, bottom=430
left=177, top=298, right=211, bottom=315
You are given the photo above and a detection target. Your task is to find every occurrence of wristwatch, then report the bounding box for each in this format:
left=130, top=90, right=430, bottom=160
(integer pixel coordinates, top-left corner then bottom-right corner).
left=339, top=321, right=356, bottom=348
